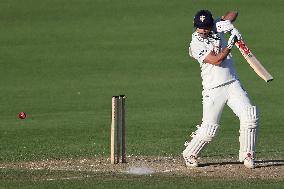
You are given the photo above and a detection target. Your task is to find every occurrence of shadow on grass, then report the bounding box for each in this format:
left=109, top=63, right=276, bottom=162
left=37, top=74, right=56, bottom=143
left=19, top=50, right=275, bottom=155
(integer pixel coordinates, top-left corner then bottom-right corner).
left=198, top=161, right=242, bottom=167
left=255, top=160, right=284, bottom=168
left=198, top=160, right=284, bottom=168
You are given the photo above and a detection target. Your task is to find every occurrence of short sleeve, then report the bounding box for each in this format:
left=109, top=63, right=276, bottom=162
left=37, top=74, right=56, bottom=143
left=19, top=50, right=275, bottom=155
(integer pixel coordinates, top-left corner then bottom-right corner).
left=189, top=41, right=211, bottom=64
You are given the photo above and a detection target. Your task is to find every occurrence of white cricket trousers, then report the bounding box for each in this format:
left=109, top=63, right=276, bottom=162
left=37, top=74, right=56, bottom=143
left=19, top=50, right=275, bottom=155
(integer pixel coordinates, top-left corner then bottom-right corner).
left=182, top=79, right=259, bottom=161
left=202, top=80, right=252, bottom=124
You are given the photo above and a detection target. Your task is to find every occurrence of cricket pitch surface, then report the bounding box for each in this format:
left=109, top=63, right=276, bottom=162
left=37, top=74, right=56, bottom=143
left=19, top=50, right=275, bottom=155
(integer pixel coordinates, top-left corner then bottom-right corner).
left=0, top=156, right=283, bottom=181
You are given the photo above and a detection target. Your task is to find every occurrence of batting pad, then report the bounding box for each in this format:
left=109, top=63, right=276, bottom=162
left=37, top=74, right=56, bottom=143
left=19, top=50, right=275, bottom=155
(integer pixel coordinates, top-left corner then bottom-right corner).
left=239, top=106, right=259, bottom=161
left=183, top=123, right=219, bottom=158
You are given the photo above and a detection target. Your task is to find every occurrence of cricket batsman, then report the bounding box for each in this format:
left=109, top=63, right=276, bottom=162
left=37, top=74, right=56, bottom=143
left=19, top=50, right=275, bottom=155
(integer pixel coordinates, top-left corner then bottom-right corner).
left=182, top=10, right=259, bottom=169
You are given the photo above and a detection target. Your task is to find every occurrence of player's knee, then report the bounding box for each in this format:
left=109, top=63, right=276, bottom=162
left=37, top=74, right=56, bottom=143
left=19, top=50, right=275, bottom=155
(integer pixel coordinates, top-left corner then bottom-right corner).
left=240, top=105, right=259, bottom=129
left=194, top=122, right=220, bottom=142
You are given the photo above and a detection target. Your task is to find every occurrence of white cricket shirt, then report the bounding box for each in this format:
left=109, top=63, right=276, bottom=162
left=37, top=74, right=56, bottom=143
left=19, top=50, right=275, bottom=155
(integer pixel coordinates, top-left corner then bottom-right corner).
left=189, top=31, right=238, bottom=89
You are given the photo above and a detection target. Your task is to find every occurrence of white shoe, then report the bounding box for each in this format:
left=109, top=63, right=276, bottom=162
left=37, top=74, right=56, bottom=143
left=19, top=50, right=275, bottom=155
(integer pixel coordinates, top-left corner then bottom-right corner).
left=243, top=153, right=255, bottom=169
left=183, top=155, right=198, bottom=167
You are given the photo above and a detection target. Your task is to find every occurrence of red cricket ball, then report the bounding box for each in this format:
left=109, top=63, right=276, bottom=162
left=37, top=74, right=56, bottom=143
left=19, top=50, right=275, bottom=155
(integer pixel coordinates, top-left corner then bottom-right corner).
left=18, top=112, right=26, bottom=119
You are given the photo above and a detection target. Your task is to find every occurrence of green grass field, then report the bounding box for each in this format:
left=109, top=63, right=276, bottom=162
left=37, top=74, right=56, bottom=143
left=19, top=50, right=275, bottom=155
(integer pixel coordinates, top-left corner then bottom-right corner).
left=0, top=169, right=283, bottom=189
left=0, top=0, right=283, bottom=188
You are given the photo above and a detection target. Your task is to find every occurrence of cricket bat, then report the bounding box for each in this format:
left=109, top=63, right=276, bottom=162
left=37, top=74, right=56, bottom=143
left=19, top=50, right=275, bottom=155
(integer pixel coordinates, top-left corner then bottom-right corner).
left=235, top=40, right=273, bottom=82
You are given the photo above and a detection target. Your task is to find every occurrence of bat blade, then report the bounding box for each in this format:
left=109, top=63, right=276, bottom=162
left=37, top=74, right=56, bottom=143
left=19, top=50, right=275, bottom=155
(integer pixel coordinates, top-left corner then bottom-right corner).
left=235, top=40, right=273, bottom=82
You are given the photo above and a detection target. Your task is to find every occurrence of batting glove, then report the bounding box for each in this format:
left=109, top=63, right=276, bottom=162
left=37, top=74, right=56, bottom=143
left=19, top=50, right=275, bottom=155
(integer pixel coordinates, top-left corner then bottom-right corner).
left=216, top=20, right=234, bottom=33
left=230, top=28, right=242, bottom=41
left=227, top=34, right=238, bottom=49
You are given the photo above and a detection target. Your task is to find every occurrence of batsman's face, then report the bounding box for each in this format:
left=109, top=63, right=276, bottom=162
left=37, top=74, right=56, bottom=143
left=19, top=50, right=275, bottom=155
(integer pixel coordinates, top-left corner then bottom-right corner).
left=196, top=28, right=211, bottom=38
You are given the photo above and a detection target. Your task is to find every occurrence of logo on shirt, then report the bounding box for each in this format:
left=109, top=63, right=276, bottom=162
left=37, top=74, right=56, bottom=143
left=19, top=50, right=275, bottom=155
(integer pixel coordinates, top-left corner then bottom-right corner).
left=200, top=15, right=205, bottom=22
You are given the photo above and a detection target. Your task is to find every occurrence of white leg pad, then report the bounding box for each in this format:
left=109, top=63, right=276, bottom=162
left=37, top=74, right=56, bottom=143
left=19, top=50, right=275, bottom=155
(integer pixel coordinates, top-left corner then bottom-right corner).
left=239, top=106, right=259, bottom=161
left=183, top=123, right=219, bottom=157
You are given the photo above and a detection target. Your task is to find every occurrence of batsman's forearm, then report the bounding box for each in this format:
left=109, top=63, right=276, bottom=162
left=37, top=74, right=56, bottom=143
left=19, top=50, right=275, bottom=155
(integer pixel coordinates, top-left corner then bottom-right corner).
left=222, top=11, right=238, bottom=22
left=213, top=47, right=231, bottom=65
